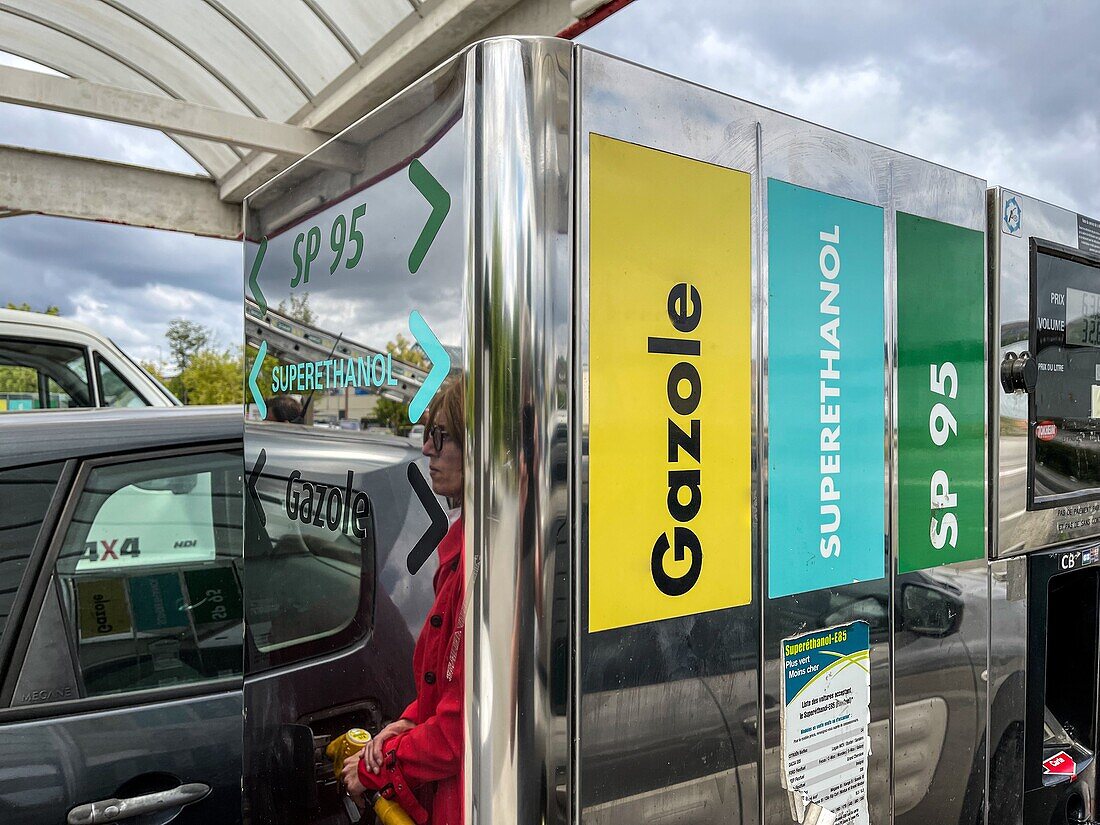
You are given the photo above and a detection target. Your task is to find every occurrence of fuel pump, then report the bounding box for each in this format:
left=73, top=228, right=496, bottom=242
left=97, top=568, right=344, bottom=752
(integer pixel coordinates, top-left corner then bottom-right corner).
left=239, top=34, right=1100, bottom=825
left=991, top=188, right=1100, bottom=825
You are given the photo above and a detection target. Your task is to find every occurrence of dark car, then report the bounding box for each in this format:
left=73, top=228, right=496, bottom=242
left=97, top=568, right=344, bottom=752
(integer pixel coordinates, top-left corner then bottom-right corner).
left=0, top=406, right=243, bottom=825
left=0, top=405, right=435, bottom=825
left=242, top=421, right=429, bottom=825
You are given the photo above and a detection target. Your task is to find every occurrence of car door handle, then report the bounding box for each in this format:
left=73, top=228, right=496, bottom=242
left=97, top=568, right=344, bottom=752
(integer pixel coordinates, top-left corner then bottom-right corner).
left=67, top=782, right=211, bottom=824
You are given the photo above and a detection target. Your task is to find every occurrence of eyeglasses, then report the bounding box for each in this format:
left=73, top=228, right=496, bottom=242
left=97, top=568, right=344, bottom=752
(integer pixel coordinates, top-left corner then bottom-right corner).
left=427, top=424, right=452, bottom=452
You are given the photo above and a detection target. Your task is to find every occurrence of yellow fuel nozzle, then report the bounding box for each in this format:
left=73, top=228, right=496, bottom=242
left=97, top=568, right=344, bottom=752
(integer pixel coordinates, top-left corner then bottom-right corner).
left=325, top=728, right=417, bottom=825
left=325, top=728, right=372, bottom=781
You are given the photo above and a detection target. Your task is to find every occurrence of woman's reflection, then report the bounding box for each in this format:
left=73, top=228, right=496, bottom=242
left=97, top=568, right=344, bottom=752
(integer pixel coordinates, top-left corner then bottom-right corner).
left=342, top=377, right=465, bottom=825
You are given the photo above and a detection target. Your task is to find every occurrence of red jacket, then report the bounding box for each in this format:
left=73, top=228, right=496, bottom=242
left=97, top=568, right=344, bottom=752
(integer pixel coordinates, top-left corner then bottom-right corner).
left=360, top=517, right=464, bottom=825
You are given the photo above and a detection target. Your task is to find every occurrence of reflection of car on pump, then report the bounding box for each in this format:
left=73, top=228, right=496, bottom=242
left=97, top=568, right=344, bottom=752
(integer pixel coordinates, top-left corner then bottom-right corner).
left=244, top=378, right=466, bottom=825
left=243, top=421, right=422, bottom=825
left=581, top=567, right=991, bottom=825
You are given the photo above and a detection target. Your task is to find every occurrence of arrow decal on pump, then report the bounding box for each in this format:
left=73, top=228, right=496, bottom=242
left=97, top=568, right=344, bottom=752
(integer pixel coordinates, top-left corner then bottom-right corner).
left=408, top=159, right=450, bottom=274
left=249, top=340, right=268, bottom=419
left=247, top=449, right=267, bottom=527
left=248, top=236, right=268, bottom=312
left=407, top=462, right=448, bottom=575
left=408, top=310, right=450, bottom=422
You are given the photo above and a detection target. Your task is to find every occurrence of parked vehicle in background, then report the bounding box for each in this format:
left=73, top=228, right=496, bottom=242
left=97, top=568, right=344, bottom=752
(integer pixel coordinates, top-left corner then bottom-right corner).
left=0, top=406, right=240, bottom=825
left=0, top=405, right=433, bottom=825
left=0, top=309, right=179, bottom=411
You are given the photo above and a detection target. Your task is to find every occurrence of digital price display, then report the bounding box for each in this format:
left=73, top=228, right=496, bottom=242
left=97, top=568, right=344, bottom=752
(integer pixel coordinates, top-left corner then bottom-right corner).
left=1065, top=287, right=1100, bottom=347
left=1030, top=240, right=1100, bottom=506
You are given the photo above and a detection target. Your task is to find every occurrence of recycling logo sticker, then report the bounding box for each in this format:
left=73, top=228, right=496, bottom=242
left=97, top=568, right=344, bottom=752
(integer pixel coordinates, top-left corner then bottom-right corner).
left=1003, top=193, right=1022, bottom=236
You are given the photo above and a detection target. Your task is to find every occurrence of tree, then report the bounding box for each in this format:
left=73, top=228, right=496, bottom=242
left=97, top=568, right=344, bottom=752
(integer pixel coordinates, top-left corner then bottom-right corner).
left=278, top=293, right=316, bottom=326
left=139, top=360, right=168, bottom=383
left=0, top=365, right=35, bottom=394
left=5, top=301, right=59, bottom=315
left=177, top=349, right=242, bottom=405
left=165, top=319, right=213, bottom=373
left=386, top=332, right=427, bottom=368
left=165, top=319, right=214, bottom=402
left=161, top=345, right=279, bottom=408
left=165, top=319, right=212, bottom=371
left=369, top=333, right=427, bottom=434
left=374, top=396, right=411, bottom=435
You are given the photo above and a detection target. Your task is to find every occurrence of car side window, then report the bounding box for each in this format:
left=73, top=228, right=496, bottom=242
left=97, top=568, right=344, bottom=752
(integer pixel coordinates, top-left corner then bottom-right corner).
left=0, top=338, right=93, bottom=411
left=51, top=450, right=242, bottom=698
left=0, top=462, right=63, bottom=648
left=95, top=356, right=148, bottom=408
left=244, top=461, right=374, bottom=672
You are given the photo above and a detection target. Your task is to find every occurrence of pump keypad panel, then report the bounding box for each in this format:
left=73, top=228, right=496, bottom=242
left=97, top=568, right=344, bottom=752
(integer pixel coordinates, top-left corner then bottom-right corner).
left=1030, top=239, right=1100, bottom=506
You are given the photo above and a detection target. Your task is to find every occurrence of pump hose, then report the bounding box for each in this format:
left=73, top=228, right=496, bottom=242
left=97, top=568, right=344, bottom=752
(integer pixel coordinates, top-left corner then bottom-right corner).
left=372, top=792, right=416, bottom=825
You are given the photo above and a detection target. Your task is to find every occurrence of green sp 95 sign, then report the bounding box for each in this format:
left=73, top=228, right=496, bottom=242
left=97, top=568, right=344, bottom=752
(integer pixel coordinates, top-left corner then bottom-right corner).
left=897, top=213, right=985, bottom=573
left=291, top=202, right=367, bottom=288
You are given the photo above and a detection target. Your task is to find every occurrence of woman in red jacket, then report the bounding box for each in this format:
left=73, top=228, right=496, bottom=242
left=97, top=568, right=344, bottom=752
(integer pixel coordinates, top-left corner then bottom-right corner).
left=342, top=378, right=465, bottom=825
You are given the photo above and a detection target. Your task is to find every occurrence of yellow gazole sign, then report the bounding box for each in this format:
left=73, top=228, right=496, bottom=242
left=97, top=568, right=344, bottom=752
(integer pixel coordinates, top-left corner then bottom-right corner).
left=588, top=134, right=753, bottom=632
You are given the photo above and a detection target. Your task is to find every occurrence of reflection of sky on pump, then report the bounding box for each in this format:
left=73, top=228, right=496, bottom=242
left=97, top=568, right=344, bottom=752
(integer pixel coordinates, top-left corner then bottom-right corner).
left=250, top=120, right=466, bottom=355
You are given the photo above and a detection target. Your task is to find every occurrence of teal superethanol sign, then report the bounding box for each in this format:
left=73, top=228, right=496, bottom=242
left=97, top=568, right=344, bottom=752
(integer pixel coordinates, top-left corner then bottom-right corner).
left=270, top=353, right=401, bottom=393
left=767, top=180, right=885, bottom=599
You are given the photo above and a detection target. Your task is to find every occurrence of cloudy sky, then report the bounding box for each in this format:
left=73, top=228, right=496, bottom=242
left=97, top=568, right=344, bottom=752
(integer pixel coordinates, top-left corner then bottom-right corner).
left=1, top=1, right=1098, bottom=365
left=0, top=52, right=238, bottom=366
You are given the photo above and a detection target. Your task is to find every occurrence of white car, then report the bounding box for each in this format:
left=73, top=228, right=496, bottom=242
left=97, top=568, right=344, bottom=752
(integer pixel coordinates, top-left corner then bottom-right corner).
left=0, top=309, right=178, bottom=412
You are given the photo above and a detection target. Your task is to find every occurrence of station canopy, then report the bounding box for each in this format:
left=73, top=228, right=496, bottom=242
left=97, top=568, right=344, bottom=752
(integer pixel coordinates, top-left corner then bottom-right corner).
left=0, top=0, right=617, bottom=237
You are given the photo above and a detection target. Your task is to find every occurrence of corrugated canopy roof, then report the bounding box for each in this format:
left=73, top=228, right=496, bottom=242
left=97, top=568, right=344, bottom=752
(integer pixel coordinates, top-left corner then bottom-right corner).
left=0, top=0, right=418, bottom=179
left=0, top=0, right=619, bottom=235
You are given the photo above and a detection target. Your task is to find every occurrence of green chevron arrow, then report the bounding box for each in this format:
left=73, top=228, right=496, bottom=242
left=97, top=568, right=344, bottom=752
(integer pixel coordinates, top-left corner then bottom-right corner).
left=408, top=310, right=450, bottom=423
left=408, top=160, right=450, bottom=274
left=248, top=236, right=268, bottom=312
left=249, top=340, right=268, bottom=419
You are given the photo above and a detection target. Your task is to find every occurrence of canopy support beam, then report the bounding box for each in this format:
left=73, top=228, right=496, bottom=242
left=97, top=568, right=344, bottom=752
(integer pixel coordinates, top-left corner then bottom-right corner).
left=0, top=66, right=358, bottom=168
left=0, top=145, right=241, bottom=238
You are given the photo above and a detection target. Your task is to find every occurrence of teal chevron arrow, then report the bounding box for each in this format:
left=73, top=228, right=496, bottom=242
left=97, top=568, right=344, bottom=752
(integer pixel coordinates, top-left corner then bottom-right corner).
left=249, top=340, right=268, bottom=419
left=408, top=310, right=450, bottom=423
left=248, top=236, right=268, bottom=312
left=408, top=160, right=450, bottom=274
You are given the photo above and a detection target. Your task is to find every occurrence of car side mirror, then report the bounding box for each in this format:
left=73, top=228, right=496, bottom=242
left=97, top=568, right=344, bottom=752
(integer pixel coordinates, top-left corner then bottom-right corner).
left=899, top=582, right=963, bottom=637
